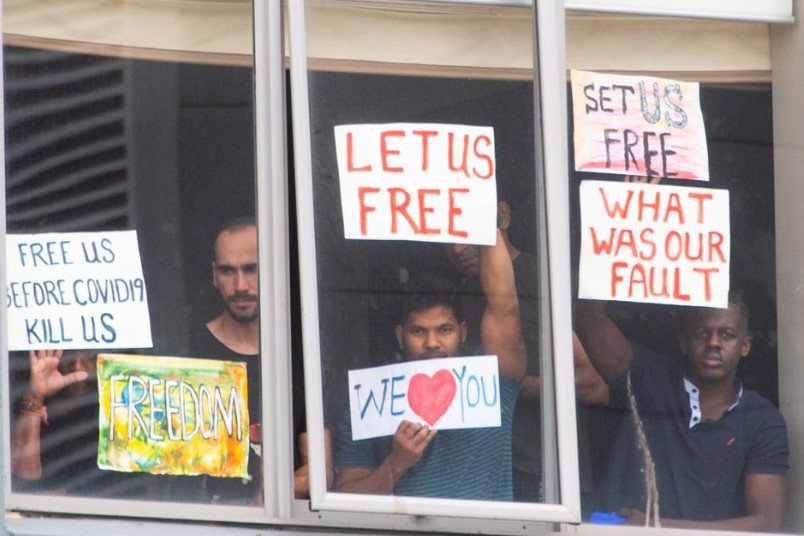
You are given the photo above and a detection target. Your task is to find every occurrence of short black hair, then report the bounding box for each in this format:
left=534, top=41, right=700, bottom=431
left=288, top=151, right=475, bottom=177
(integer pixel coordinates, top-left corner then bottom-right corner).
left=218, top=216, right=256, bottom=236
left=682, top=290, right=750, bottom=335
left=399, top=274, right=462, bottom=325
left=213, top=216, right=256, bottom=259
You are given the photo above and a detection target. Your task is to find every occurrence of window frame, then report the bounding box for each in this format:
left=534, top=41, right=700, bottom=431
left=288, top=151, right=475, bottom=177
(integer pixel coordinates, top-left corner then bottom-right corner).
left=0, top=0, right=289, bottom=524
left=287, top=0, right=581, bottom=524
left=2, top=0, right=794, bottom=534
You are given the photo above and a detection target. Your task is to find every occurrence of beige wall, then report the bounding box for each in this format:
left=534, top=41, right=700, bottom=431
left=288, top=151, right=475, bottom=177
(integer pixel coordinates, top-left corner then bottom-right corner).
left=772, top=11, right=804, bottom=534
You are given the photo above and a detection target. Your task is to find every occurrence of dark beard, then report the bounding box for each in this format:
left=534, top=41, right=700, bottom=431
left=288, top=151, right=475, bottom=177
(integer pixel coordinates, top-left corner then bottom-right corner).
left=225, top=295, right=259, bottom=323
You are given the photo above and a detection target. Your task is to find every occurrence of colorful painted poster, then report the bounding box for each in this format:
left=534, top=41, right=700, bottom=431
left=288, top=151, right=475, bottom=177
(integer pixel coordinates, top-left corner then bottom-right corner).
left=348, top=355, right=500, bottom=441
left=571, top=70, right=709, bottom=181
left=579, top=180, right=730, bottom=307
left=97, top=354, right=250, bottom=478
left=334, top=123, right=498, bottom=245
left=6, top=231, right=152, bottom=350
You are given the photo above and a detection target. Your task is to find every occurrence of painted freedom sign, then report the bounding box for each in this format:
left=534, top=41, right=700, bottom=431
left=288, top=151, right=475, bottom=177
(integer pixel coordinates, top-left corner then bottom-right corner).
left=579, top=180, right=730, bottom=307
left=6, top=231, right=152, bottom=350
left=348, top=355, right=500, bottom=441
left=571, top=70, right=709, bottom=181
left=97, top=354, right=250, bottom=478
left=334, top=123, right=498, bottom=245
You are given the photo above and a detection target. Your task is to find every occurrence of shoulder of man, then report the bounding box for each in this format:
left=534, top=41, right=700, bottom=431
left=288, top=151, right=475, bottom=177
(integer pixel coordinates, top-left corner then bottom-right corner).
left=737, top=388, right=790, bottom=474
left=740, top=389, right=788, bottom=427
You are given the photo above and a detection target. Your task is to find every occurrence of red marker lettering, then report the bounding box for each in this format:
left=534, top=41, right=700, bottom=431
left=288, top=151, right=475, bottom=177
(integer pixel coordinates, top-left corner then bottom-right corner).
left=358, top=187, right=380, bottom=235
left=418, top=189, right=440, bottom=235
left=380, top=130, right=405, bottom=173
left=412, top=130, right=438, bottom=171
left=388, top=187, right=419, bottom=234
left=347, top=132, right=371, bottom=172
left=448, top=188, right=470, bottom=238
left=472, top=135, right=494, bottom=179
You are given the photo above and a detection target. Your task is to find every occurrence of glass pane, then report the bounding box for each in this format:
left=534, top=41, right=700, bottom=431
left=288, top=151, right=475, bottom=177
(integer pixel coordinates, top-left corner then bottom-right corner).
left=299, top=0, right=555, bottom=507
left=5, top=45, right=264, bottom=506
left=567, top=13, right=785, bottom=531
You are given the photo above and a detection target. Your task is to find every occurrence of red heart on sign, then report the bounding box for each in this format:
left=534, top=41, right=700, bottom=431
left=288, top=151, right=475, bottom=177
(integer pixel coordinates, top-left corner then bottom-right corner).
left=407, top=370, right=457, bottom=426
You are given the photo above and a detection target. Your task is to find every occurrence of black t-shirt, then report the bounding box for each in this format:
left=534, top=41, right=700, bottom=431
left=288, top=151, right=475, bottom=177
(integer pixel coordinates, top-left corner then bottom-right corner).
left=186, top=327, right=263, bottom=502
left=183, top=326, right=307, bottom=503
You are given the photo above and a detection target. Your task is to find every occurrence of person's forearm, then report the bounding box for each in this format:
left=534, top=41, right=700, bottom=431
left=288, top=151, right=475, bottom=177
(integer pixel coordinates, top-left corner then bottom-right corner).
left=480, top=229, right=518, bottom=316
left=335, top=457, right=406, bottom=495
left=575, top=301, right=633, bottom=385
left=573, top=333, right=610, bottom=406
left=658, top=514, right=781, bottom=532
left=519, top=375, right=540, bottom=398
left=11, top=411, right=43, bottom=479
left=479, top=229, right=526, bottom=380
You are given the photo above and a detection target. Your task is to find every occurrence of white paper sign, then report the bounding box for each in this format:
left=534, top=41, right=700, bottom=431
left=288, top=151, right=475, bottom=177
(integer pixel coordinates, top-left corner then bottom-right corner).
left=6, top=231, right=153, bottom=350
left=334, top=123, right=497, bottom=246
left=579, top=180, right=730, bottom=307
left=348, top=355, right=501, bottom=441
left=571, top=70, right=709, bottom=181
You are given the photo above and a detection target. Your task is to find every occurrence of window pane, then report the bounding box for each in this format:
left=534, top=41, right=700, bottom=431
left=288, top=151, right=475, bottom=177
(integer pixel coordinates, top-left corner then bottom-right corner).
left=5, top=45, right=265, bottom=506
left=295, top=0, right=563, bottom=513
left=567, top=14, right=785, bottom=531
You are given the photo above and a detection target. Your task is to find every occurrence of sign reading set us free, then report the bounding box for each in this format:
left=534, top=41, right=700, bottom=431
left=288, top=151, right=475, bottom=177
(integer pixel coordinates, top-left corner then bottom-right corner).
left=6, top=231, right=152, bottom=351
left=348, top=355, right=500, bottom=441
left=334, top=123, right=498, bottom=245
left=97, top=354, right=250, bottom=478
left=579, top=180, right=730, bottom=307
left=571, top=70, right=709, bottom=181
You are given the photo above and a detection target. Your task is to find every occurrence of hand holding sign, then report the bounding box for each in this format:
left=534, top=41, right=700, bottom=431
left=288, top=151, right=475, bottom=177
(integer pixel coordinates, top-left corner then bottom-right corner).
left=389, top=421, right=437, bottom=476
left=348, top=356, right=500, bottom=440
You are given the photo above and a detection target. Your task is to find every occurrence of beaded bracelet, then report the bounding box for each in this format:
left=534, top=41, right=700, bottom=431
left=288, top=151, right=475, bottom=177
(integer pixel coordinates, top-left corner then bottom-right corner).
left=18, top=396, right=48, bottom=424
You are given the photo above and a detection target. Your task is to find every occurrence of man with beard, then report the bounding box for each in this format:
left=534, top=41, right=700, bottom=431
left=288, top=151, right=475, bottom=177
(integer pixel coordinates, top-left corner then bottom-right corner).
left=191, top=217, right=326, bottom=502
left=576, top=295, right=789, bottom=530
left=190, top=217, right=264, bottom=502
left=333, top=229, right=526, bottom=500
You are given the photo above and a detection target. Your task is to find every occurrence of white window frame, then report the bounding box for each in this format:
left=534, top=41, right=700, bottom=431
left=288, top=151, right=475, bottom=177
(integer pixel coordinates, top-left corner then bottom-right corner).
left=0, top=0, right=292, bottom=525
left=564, top=0, right=793, bottom=23
left=2, top=0, right=793, bottom=534
left=288, top=0, right=580, bottom=525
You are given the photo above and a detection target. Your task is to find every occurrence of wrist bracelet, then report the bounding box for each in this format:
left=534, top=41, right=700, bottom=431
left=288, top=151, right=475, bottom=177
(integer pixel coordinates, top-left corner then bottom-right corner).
left=18, top=396, right=48, bottom=424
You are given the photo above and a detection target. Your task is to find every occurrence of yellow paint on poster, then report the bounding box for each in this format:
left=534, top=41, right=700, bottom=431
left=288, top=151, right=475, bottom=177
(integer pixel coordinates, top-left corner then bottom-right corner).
left=97, top=353, right=249, bottom=478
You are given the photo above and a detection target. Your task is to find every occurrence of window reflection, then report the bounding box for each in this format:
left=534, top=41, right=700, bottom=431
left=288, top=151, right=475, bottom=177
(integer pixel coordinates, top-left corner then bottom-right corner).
left=6, top=46, right=266, bottom=504
left=307, top=71, right=547, bottom=502
left=571, top=83, right=786, bottom=530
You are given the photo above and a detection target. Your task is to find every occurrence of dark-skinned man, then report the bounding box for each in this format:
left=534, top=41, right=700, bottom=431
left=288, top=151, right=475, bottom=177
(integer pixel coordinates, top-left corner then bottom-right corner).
left=576, top=295, right=788, bottom=530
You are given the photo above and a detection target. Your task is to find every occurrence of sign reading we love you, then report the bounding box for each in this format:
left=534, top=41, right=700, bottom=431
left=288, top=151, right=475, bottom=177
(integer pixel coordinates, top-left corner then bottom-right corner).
left=348, top=356, right=500, bottom=441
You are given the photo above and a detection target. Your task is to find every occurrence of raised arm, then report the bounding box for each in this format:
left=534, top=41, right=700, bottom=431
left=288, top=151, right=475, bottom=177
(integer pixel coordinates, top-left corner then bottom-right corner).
left=575, top=300, right=633, bottom=385
left=479, top=229, right=526, bottom=381
left=573, top=332, right=609, bottom=406
left=11, top=350, right=87, bottom=479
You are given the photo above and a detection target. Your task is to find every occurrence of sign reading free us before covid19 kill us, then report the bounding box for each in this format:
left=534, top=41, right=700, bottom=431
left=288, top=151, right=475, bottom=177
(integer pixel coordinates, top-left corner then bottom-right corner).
left=6, top=231, right=153, bottom=351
